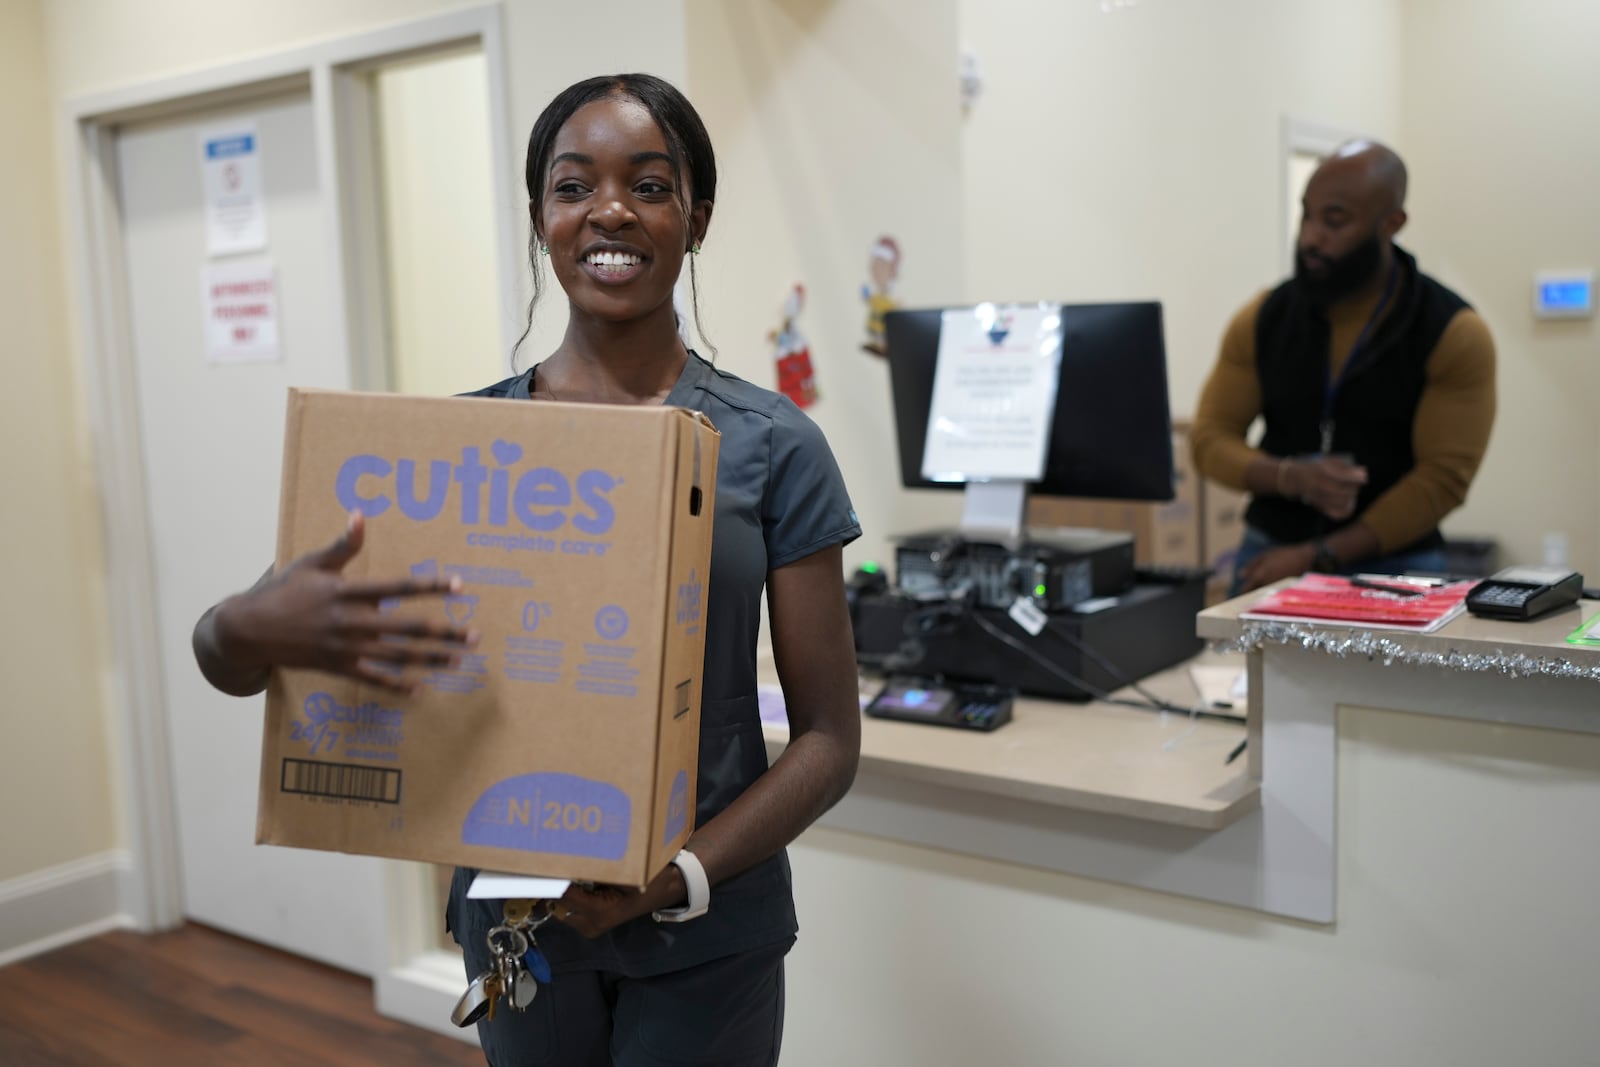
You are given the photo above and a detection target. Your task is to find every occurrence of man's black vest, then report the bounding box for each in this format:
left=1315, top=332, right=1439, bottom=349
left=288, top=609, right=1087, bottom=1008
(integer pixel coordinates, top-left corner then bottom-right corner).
left=1246, top=246, right=1468, bottom=551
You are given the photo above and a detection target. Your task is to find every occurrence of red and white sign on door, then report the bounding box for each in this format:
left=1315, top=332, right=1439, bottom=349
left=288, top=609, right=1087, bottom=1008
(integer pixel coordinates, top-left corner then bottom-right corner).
left=201, top=256, right=280, bottom=364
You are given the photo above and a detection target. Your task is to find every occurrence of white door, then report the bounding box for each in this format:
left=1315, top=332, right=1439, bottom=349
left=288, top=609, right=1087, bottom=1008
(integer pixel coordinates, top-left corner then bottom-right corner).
left=115, top=88, right=383, bottom=975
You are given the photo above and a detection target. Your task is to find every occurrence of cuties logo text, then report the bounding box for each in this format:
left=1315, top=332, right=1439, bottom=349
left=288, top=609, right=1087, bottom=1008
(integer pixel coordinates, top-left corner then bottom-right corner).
left=335, top=442, right=620, bottom=549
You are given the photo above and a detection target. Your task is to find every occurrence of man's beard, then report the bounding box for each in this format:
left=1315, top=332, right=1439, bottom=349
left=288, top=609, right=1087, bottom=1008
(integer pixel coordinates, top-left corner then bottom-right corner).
left=1295, top=231, right=1383, bottom=304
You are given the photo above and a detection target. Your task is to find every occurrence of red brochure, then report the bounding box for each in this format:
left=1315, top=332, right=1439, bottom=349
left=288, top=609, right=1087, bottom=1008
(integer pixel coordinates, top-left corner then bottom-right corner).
left=1240, top=573, right=1473, bottom=632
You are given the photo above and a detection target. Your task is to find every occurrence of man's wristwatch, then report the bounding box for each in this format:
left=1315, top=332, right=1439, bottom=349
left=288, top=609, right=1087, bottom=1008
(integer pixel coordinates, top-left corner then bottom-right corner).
left=1311, top=539, right=1340, bottom=573
left=651, top=849, right=710, bottom=923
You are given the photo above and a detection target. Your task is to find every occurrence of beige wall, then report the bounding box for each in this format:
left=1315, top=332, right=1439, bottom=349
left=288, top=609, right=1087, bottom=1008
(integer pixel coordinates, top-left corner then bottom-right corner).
left=1400, top=0, right=1600, bottom=576
left=40, top=0, right=489, bottom=100
left=961, top=0, right=1403, bottom=418
left=0, top=0, right=119, bottom=882
left=684, top=0, right=967, bottom=570
left=683, top=0, right=1406, bottom=573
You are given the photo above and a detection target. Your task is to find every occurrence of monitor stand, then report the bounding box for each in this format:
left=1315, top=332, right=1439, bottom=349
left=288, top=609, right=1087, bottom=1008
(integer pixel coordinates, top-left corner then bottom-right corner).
left=960, top=479, right=1028, bottom=542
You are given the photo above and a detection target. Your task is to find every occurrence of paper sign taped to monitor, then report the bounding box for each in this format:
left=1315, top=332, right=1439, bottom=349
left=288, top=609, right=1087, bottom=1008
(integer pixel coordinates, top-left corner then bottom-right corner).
left=922, top=303, right=1063, bottom=483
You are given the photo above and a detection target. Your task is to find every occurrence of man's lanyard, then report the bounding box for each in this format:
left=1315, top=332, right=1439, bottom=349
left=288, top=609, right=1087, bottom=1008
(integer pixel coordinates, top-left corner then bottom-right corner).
left=1320, top=261, right=1399, bottom=454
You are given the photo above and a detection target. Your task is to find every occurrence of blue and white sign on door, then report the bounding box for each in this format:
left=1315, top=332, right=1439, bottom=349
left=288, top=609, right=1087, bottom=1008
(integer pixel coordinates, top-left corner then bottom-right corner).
left=200, top=121, right=267, bottom=256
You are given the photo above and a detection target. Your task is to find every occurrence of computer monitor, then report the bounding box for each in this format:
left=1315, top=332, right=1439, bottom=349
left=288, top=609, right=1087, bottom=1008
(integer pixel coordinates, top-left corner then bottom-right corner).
left=883, top=302, right=1175, bottom=502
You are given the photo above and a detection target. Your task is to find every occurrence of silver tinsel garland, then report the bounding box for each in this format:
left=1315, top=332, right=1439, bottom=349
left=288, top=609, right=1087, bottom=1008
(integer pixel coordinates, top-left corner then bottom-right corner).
left=1215, top=622, right=1600, bottom=684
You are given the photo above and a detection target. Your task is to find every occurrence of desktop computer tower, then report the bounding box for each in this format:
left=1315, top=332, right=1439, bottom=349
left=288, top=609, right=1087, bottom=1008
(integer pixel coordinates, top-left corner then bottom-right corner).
left=853, top=577, right=1205, bottom=702
left=894, top=527, right=1135, bottom=610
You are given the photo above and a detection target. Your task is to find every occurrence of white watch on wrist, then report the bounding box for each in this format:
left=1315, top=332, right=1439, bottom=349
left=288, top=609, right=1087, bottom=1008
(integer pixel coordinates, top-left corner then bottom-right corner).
left=651, top=849, right=709, bottom=923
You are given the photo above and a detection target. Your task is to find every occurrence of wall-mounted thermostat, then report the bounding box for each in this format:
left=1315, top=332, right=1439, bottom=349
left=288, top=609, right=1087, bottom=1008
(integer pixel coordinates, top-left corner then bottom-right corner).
left=1533, top=271, right=1593, bottom=319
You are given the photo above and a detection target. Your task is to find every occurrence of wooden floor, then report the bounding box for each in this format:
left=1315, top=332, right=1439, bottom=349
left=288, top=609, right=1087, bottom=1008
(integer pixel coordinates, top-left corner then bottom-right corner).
left=0, top=923, right=486, bottom=1066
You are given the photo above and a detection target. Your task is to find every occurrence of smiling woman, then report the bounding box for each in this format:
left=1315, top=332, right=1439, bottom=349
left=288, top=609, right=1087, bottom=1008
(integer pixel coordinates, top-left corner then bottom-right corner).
left=191, top=71, right=863, bottom=1067
left=440, top=73, right=863, bottom=1067
left=536, top=97, right=705, bottom=339
left=513, top=74, right=719, bottom=398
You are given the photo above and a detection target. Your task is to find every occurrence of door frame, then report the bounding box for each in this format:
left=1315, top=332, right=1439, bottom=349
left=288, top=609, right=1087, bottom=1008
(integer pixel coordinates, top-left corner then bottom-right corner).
left=1279, top=115, right=1367, bottom=274
left=60, top=3, right=518, bottom=1033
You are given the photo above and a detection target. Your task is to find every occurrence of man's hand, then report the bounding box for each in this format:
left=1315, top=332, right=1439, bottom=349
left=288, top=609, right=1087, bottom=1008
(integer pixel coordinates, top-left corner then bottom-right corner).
left=1283, top=456, right=1368, bottom=521
left=1238, top=542, right=1316, bottom=593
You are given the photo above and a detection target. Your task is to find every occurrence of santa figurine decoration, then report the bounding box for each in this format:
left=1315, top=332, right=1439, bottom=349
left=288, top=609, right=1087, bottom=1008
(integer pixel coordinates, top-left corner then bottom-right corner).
left=770, top=283, right=817, bottom=408
left=860, top=235, right=901, bottom=356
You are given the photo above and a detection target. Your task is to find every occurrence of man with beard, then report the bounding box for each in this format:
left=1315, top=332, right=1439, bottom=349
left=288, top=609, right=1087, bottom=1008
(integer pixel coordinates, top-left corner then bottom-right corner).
left=1191, top=140, right=1496, bottom=594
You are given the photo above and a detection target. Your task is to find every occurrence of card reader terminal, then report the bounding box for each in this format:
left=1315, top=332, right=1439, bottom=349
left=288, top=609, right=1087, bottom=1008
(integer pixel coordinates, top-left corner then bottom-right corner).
left=1466, top=566, right=1584, bottom=621
left=865, top=677, right=1015, bottom=732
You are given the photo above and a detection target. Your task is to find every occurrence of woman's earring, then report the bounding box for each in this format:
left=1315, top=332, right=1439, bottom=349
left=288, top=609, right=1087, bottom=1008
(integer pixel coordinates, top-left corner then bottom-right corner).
left=538, top=243, right=549, bottom=256
left=689, top=242, right=701, bottom=256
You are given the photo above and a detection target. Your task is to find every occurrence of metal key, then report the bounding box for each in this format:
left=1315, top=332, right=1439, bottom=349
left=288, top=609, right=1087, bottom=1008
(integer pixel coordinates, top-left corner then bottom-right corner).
left=450, top=969, right=503, bottom=1028
left=502, top=949, right=538, bottom=1009
left=471, top=904, right=551, bottom=1016
left=486, top=924, right=533, bottom=1012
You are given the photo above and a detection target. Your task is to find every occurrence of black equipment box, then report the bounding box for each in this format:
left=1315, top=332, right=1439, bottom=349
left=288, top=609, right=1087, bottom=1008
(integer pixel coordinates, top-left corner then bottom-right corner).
left=853, top=578, right=1206, bottom=702
left=894, top=527, right=1135, bottom=611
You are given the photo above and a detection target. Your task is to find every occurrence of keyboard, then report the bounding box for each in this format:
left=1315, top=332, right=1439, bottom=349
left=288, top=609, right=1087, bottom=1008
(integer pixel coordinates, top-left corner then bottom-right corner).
left=1133, top=564, right=1215, bottom=586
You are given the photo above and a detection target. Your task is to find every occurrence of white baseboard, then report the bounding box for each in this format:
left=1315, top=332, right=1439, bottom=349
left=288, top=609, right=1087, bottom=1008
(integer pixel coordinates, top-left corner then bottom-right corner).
left=0, top=851, right=134, bottom=967
left=374, top=949, right=479, bottom=1044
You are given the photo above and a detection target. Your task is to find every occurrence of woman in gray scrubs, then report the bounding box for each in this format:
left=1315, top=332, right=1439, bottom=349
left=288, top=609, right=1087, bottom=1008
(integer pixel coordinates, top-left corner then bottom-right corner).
left=192, top=73, right=863, bottom=1066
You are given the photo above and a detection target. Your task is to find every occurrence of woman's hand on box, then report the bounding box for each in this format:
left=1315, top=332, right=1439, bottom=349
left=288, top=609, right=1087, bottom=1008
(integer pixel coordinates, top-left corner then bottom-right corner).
left=196, top=510, right=478, bottom=695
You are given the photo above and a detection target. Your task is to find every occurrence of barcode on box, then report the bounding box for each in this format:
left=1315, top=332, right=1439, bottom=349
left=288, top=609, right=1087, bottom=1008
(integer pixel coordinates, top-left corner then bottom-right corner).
left=281, top=759, right=402, bottom=804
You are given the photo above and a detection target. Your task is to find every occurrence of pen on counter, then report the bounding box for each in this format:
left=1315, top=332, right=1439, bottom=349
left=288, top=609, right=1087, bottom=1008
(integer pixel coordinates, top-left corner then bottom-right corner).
left=1225, top=738, right=1248, bottom=764
left=1349, top=576, right=1426, bottom=598
left=1356, top=573, right=1446, bottom=588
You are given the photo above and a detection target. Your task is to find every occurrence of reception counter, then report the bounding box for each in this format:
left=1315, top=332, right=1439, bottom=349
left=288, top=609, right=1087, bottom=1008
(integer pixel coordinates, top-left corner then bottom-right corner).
left=766, top=591, right=1600, bottom=1064
left=763, top=657, right=1255, bottom=831
left=763, top=590, right=1600, bottom=923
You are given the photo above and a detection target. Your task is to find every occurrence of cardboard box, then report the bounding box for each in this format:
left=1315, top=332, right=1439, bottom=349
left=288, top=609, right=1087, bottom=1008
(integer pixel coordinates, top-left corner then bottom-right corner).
left=256, top=389, right=719, bottom=888
left=1026, top=426, right=1202, bottom=567
left=1201, top=480, right=1248, bottom=579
